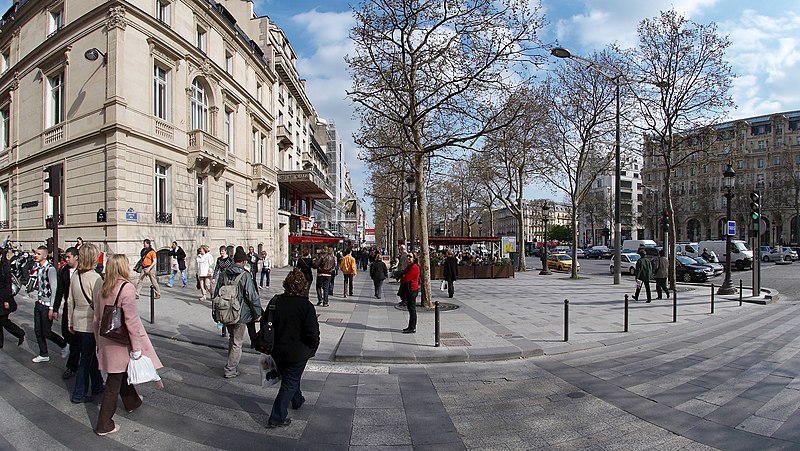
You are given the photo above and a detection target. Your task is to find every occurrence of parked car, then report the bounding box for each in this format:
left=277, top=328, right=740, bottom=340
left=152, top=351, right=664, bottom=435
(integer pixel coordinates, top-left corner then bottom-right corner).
left=675, top=243, right=700, bottom=258
left=587, top=245, right=612, bottom=259
left=575, top=248, right=586, bottom=259
left=675, top=255, right=714, bottom=282
left=762, top=247, right=798, bottom=263
left=610, top=252, right=640, bottom=276
left=691, top=257, right=723, bottom=277
left=548, top=253, right=580, bottom=272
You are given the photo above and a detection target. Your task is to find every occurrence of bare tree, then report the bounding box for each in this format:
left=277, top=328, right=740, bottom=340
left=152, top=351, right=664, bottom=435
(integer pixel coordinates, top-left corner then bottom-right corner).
left=348, top=0, right=546, bottom=306
left=539, top=55, right=618, bottom=278
left=622, top=9, right=735, bottom=289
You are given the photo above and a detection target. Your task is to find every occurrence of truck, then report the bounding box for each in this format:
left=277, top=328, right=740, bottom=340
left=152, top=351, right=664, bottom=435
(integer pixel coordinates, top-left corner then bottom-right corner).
left=698, top=239, right=753, bottom=270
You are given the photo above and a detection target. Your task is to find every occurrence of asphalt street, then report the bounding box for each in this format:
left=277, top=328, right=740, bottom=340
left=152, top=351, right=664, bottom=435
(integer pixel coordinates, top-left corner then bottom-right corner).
left=0, top=257, right=798, bottom=450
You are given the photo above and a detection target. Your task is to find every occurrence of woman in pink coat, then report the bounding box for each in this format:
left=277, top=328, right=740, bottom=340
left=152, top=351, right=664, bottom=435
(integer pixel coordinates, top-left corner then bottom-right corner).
left=93, top=254, right=163, bottom=436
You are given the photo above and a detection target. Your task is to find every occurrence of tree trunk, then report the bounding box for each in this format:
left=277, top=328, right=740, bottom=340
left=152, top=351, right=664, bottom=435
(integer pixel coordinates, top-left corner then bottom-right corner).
left=415, top=154, right=433, bottom=308
left=516, top=169, right=526, bottom=271
left=571, top=202, right=579, bottom=278
left=664, top=163, right=676, bottom=290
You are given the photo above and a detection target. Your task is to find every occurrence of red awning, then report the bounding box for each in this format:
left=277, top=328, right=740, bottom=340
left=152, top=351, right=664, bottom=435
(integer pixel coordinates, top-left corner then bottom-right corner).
left=428, top=236, right=501, bottom=246
left=288, top=236, right=344, bottom=245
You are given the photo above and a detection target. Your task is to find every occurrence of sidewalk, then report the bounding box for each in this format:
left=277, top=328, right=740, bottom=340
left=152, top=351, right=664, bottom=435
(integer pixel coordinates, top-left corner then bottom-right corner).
left=126, top=265, right=777, bottom=364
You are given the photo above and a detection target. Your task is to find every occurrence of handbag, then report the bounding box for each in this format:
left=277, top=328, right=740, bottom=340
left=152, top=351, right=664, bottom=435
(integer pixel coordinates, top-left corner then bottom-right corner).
left=10, top=273, right=21, bottom=296
left=133, top=258, right=143, bottom=273
left=99, top=281, right=130, bottom=345
left=253, top=298, right=276, bottom=354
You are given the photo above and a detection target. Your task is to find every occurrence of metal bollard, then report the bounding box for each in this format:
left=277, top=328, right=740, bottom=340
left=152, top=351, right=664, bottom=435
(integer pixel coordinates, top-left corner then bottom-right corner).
left=710, top=284, right=715, bottom=314
left=739, top=280, right=743, bottom=306
left=434, top=301, right=440, bottom=347
left=150, top=285, right=155, bottom=324
left=564, top=299, right=569, bottom=342
left=672, top=288, right=677, bottom=323
left=624, top=294, right=629, bottom=332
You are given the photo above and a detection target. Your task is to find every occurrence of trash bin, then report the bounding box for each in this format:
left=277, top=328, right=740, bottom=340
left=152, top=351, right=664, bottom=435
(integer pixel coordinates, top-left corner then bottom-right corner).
left=509, top=252, right=520, bottom=267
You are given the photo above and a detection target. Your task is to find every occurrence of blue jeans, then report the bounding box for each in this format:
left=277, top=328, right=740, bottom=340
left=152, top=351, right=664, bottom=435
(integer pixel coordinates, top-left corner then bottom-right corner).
left=269, top=359, right=307, bottom=423
left=260, top=269, right=271, bottom=287
left=316, top=276, right=330, bottom=305
left=168, top=269, right=188, bottom=287
left=72, top=331, right=104, bottom=401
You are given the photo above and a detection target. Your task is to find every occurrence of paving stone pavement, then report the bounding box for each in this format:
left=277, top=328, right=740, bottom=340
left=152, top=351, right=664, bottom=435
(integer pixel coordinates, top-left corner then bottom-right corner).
left=1, top=264, right=799, bottom=450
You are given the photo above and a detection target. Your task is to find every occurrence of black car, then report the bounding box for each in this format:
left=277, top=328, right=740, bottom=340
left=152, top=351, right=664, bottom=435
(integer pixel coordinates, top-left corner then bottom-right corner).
left=675, top=256, right=714, bottom=282
left=587, top=246, right=612, bottom=259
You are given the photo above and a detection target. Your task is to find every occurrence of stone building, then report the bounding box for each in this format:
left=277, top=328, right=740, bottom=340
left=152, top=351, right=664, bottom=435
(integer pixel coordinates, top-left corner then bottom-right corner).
left=0, top=0, right=332, bottom=270
left=493, top=199, right=572, bottom=245
left=641, top=110, right=800, bottom=245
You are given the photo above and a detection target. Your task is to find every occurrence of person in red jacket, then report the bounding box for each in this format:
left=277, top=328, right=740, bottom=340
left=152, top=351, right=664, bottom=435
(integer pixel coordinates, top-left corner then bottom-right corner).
left=399, top=253, right=420, bottom=334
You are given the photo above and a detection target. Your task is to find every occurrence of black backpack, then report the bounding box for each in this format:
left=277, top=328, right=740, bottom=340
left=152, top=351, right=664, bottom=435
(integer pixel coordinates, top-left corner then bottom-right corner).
left=253, top=298, right=276, bottom=354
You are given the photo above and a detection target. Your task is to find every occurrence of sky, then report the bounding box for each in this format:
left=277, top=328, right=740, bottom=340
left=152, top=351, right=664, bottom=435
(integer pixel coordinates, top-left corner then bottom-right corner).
left=4, top=0, right=799, bottom=227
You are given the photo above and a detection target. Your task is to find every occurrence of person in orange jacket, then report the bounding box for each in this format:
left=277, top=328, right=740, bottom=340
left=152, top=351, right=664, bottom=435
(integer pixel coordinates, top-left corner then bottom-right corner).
left=339, top=249, right=357, bottom=298
left=134, top=239, right=160, bottom=299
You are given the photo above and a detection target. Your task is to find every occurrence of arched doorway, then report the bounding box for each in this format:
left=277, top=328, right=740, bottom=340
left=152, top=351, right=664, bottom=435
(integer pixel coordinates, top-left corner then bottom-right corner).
left=687, top=219, right=702, bottom=242
left=716, top=218, right=726, bottom=239
left=760, top=217, right=771, bottom=246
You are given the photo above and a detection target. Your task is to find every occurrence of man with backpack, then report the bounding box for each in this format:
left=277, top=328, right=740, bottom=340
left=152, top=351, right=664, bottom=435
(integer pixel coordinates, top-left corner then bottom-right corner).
left=312, top=247, right=335, bottom=307
left=212, top=246, right=262, bottom=378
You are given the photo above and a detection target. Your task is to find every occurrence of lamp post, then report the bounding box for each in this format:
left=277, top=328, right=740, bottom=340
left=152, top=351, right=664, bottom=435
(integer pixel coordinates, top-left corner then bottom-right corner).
left=406, top=175, right=416, bottom=254
left=540, top=202, right=552, bottom=275
left=718, top=164, right=737, bottom=295
left=478, top=218, right=483, bottom=236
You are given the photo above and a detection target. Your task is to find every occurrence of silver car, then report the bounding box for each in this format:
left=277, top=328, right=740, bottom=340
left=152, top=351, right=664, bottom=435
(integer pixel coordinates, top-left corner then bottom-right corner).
left=762, top=247, right=798, bottom=263
left=610, top=253, right=639, bottom=276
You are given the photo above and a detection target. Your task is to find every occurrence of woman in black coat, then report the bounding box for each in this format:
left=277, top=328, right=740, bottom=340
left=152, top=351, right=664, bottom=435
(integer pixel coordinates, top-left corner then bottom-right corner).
left=0, top=248, right=25, bottom=348
left=442, top=251, right=459, bottom=298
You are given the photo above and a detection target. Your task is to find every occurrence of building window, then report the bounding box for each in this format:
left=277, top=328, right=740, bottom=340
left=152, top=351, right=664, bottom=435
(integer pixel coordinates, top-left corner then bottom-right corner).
left=225, top=183, right=234, bottom=227
left=155, top=163, right=171, bottom=224
left=155, top=0, right=169, bottom=25
left=757, top=159, right=765, bottom=169
left=737, top=160, right=744, bottom=169
left=190, top=79, right=208, bottom=131
left=225, top=52, right=233, bottom=74
left=260, top=133, right=267, bottom=165
left=49, top=6, right=64, bottom=37
left=224, top=108, right=234, bottom=153
left=196, top=176, right=207, bottom=225
left=0, top=183, right=8, bottom=229
left=196, top=27, right=207, bottom=53
left=0, top=106, right=9, bottom=151
left=1, top=49, right=9, bottom=73
left=251, top=129, right=258, bottom=162
left=153, top=65, right=170, bottom=120
left=774, top=156, right=781, bottom=166
left=46, top=71, right=64, bottom=128
left=257, top=194, right=263, bottom=229
left=256, top=82, right=262, bottom=104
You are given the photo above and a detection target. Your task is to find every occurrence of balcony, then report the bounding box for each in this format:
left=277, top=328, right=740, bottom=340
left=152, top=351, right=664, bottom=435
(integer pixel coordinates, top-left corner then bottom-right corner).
left=277, top=169, right=332, bottom=200
left=156, top=212, right=172, bottom=224
left=0, top=220, right=7, bottom=229
left=276, top=125, right=293, bottom=150
left=251, top=163, right=278, bottom=195
left=196, top=216, right=208, bottom=226
left=226, top=219, right=235, bottom=228
left=187, top=130, right=228, bottom=179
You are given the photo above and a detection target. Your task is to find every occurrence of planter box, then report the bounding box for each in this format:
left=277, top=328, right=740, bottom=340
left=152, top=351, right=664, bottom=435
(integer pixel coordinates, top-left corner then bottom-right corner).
left=459, top=265, right=475, bottom=279
left=474, top=265, right=492, bottom=279
left=492, top=265, right=514, bottom=278
left=431, top=266, right=443, bottom=280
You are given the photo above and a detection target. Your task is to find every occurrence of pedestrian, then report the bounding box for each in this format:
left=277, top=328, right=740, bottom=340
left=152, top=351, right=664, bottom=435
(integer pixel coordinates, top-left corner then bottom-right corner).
left=259, top=250, right=271, bottom=288
left=399, top=253, right=420, bottom=334
left=633, top=249, right=653, bottom=303
left=75, top=237, right=83, bottom=250
left=55, top=246, right=80, bottom=379
left=339, top=249, right=357, bottom=298
left=395, top=244, right=409, bottom=280
left=295, top=248, right=314, bottom=295
left=369, top=256, right=388, bottom=299
left=443, top=250, right=459, bottom=298
left=654, top=249, right=670, bottom=299
left=213, top=246, right=262, bottom=378
left=196, top=245, right=215, bottom=301
left=328, top=251, right=339, bottom=296
left=66, top=243, right=104, bottom=403
left=166, top=241, right=187, bottom=288
left=247, top=246, right=260, bottom=287
left=212, top=245, right=233, bottom=285
left=0, top=247, right=25, bottom=349
left=93, top=254, right=163, bottom=436
left=264, top=268, right=320, bottom=428
left=31, top=245, right=69, bottom=363
left=134, top=239, right=160, bottom=299
left=312, top=247, right=335, bottom=306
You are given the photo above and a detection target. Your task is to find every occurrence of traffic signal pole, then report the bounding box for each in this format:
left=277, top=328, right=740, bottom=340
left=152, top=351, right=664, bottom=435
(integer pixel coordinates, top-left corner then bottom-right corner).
left=44, top=164, right=62, bottom=259
left=751, top=191, right=762, bottom=296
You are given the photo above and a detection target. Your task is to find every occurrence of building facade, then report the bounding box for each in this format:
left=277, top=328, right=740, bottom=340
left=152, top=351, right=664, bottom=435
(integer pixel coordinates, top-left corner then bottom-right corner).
left=0, top=0, right=332, bottom=270
left=641, top=110, right=800, bottom=246
left=494, top=199, right=572, bottom=244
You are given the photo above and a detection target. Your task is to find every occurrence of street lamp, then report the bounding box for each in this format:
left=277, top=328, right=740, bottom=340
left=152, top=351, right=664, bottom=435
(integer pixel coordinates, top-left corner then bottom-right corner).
left=718, top=164, right=737, bottom=295
left=540, top=202, right=552, bottom=275
left=478, top=217, right=483, bottom=236
left=406, top=175, right=416, bottom=254
left=551, top=47, right=622, bottom=285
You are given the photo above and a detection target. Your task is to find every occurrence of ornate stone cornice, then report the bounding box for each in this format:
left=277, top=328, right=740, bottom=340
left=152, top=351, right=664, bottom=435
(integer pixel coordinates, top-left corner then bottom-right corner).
left=106, top=6, right=127, bottom=30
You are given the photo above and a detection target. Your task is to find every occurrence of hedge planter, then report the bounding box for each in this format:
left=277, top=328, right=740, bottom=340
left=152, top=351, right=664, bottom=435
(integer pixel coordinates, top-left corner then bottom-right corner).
left=431, top=265, right=514, bottom=279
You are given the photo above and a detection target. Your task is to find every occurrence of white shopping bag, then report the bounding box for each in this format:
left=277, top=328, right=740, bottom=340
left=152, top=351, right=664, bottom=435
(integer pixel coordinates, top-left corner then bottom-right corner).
left=127, top=355, right=162, bottom=385
left=260, top=353, right=281, bottom=387
left=440, top=280, right=447, bottom=291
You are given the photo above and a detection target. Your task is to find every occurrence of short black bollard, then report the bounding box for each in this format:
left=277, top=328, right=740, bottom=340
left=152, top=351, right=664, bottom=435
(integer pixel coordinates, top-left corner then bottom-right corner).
left=150, top=285, right=155, bottom=324
left=672, top=288, right=677, bottom=323
left=624, top=294, right=629, bottom=332
left=434, top=301, right=440, bottom=347
left=564, top=299, right=569, bottom=342
left=710, top=284, right=715, bottom=314
left=739, top=280, right=743, bottom=306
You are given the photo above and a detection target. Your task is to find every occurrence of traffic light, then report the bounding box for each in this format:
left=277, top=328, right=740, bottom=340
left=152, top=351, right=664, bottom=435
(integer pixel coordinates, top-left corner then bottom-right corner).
left=43, top=165, right=61, bottom=197
left=750, top=192, right=760, bottom=221
left=662, top=210, right=669, bottom=232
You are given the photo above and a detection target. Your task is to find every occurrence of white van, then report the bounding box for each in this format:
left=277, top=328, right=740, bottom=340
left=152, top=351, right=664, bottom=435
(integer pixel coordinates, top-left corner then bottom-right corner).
left=622, top=239, right=658, bottom=252
left=675, top=243, right=700, bottom=257
left=698, top=240, right=753, bottom=270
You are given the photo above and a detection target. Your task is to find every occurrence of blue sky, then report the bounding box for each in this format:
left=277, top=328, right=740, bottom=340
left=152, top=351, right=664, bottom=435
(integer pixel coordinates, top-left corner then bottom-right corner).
left=4, top=0, right=799, bottom=226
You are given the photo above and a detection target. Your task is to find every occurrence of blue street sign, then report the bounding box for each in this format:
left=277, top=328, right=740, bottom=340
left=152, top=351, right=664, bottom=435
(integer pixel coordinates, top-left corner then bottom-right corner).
left=126, top=207, right=138, bottom=222
left=727, top=220, right=736, bottom=236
